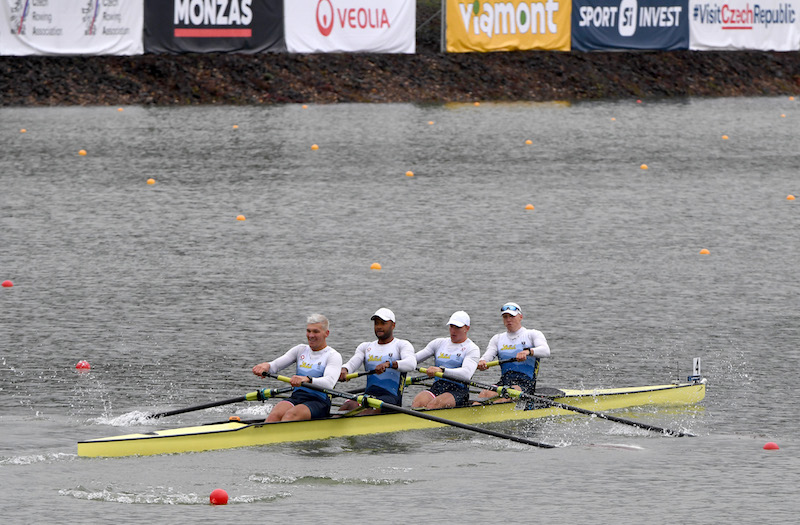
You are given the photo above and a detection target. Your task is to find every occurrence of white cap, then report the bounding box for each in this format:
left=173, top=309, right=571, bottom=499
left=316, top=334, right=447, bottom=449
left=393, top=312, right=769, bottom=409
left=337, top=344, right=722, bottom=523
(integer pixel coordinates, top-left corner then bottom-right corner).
left=371, top=308, right=396, bottom=322
left=446, top=311, right=470, bottom=327
left=500, top=302, right=522, bottom=316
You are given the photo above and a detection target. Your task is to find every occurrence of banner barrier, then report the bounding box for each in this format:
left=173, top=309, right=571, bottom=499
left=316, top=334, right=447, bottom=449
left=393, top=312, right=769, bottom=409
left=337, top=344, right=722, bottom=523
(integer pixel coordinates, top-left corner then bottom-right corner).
left=445, top=0, right=572, bottom=52
left=143, top=0, right=285, bottom=53
left=284, top=0, right=415, bottom=53
left=689, top=0, right=800, bottom=50
left=572, top=0, right=689, bottom=50
left=1, top=0, right=143, bottom=56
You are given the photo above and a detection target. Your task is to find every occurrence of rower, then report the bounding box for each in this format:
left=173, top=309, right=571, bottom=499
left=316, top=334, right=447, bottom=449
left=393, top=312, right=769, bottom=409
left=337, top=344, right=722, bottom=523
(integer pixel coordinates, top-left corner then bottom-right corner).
left=412, top=311, right=480, bottom=409
left=476, top=302, right=550, bottom=407
left=252, top=314, right=342, bottom=422
left=337, top=308, right=416, bottom=415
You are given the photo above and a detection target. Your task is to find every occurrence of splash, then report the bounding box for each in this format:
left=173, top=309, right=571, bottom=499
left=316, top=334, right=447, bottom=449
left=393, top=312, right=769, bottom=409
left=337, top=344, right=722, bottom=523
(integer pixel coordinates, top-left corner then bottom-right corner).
left=59, top=486, right=289, bottom=505
left=0, top=452, right=75, bottom=466
left=89, top=411, right=154, bottom=427
left=248, top=474, right=414, bottom=486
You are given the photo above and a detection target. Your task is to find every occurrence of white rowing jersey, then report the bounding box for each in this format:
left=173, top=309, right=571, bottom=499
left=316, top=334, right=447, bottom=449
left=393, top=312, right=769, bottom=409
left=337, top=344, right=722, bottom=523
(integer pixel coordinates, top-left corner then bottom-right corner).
left=416, top=337, right=480, bottom=384
left=269, top=344, right=343, bottom=401
left=481, top=327, right=549, bottom=379
left=343, top=338, right=416, bottom=396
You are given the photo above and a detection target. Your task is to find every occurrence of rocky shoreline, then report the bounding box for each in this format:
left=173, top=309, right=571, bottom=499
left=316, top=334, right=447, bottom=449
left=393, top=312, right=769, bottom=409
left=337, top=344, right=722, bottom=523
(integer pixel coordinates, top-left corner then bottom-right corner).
left=2, top=4, right=799, bottom=106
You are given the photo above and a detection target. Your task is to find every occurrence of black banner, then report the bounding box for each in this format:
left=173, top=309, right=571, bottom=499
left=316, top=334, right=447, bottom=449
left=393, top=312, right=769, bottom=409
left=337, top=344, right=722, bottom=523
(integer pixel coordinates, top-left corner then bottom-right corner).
left=144, top=0, right=285, bottom=54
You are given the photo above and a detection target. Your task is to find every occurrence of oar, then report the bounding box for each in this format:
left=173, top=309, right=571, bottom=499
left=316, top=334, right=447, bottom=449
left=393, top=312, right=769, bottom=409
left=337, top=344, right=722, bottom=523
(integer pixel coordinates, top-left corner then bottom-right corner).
left=264, top=373, right=555, bottom=449
left=344, top=370, right=376, bottom=380
left=418, top=368, right=695, bottom=438
left=146, top=386, right=294, bottom=419
left=483, top=357, right=518, bottom=368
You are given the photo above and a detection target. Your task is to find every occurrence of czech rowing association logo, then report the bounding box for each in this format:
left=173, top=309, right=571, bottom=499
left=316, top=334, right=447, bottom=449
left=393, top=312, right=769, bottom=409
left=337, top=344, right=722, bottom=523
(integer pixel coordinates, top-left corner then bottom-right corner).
left=317, top=0, right=334, bottom=36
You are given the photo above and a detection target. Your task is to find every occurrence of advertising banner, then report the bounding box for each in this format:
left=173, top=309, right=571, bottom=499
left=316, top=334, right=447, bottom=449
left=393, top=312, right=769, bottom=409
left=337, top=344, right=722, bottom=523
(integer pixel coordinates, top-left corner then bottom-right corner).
left=445, top=0, right=572, bottom=52
left=144, top=0, right=285, bottom=53
left=572, top=0, right=689, bottom=50
left=690, top=0, right=800, bottom=50
left=1, top=0, right=143, bottom=56
left=284, top=0, right=415, bottom=53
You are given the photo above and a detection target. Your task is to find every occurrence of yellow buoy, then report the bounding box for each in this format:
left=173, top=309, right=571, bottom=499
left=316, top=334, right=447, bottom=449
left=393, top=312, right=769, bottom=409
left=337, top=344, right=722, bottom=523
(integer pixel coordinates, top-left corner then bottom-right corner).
left=370, top=262, right=382, bottom=270
left=525, top=204, right=535, bottom=210
left=788, top=195, right=796, bottom=200
left=405, top=171, right=414, bottom=177
left=311, top=144, right=319, bottom=150
left=525, top=139, right=532, bottom=145
left=236, top=214, right=246, bottom=221
left=722, top=135, right=729, bottom=140
left=146, top=178, right=155, bottom=185
left=78, top=149, right=87, bottom=156
left=640, top=164, right=648, bottom=170
left=699, top=249, right=710, bottom=255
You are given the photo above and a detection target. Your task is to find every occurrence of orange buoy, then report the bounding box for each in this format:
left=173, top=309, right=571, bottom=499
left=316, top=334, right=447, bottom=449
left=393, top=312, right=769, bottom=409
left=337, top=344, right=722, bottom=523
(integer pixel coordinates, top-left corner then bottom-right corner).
left=370, top=262, right=382, bottom=270
left=311, top=144, right=319, bottom=150
left=78, top=149, right=87, bottom=156
left=787, top=195, right=795, bottom=200
left=722, top=135, right=729, bottom=140
left=209, top=489, right=228, bottom=505
left=525, top=139, right=532, bottom=145
left=236, top=215, right=246, bottom=221
left=146, top=178, right=155, bottom=185
left=699, top=249, right=710, bottom=255
left=525, top=204, right=534, bottom=210
left=405, top=171, right=414, bottom=177
left=640, top=164, right=649, bottom=170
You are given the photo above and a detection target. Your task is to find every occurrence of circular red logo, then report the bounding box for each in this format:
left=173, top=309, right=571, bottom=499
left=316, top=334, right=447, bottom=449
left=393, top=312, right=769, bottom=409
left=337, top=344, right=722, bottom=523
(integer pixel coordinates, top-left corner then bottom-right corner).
left=316, top=0, right=334, bottom=36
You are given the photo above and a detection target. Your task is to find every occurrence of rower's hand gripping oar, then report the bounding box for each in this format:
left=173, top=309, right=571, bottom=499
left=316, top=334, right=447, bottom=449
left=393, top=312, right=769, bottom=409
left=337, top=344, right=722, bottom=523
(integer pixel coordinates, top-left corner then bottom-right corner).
left=419, top=368, right=695, bottom=438
left=263, top=373, right=555, bottom=449
left=146, top=386, right=294, bottom=419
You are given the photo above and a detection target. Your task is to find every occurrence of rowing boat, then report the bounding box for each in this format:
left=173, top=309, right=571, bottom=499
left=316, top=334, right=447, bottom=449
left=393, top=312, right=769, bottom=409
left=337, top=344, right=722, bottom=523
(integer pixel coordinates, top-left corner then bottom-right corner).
left=77, top=379, right=706, bottom=457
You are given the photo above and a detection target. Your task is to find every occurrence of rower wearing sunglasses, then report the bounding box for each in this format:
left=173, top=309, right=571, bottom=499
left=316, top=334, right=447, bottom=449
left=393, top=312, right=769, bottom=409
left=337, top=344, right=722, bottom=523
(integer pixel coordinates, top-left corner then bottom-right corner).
left=476, top=302, right=550, bottom=406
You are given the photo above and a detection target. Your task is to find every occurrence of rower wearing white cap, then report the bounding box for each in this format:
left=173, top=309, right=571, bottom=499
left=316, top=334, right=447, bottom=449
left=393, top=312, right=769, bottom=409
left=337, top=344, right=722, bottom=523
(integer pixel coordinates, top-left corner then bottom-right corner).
left=338, top=308, right=416, bottom=414
left=412, top=311, right=480, bottom=409
left=476, top=302, right=550, bottom=405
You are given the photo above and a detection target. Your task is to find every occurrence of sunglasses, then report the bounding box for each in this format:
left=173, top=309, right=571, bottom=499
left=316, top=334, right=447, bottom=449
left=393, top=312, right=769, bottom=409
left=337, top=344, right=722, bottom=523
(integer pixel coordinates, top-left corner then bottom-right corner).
left=500, top=305, right=520, bottom=313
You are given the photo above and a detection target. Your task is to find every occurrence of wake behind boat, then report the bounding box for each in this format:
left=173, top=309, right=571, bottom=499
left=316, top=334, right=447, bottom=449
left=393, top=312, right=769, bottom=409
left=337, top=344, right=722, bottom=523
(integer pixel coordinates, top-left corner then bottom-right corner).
left=77, top=378, right=706, bottom=458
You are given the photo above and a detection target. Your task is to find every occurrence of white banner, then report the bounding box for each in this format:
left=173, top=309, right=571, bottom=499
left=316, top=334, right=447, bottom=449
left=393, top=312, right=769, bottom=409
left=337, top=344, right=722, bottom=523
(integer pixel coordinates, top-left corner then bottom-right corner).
left=1, top=0, right=143, bottom=56
left=689, top=0, right=800, bottom=50
left=284, top=0, right=415, bottom=53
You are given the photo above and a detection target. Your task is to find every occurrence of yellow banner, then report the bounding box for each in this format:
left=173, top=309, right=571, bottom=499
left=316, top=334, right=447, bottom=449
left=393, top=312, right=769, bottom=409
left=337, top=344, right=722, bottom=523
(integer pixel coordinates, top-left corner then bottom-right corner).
left=446, top=0, right=571, bottom=52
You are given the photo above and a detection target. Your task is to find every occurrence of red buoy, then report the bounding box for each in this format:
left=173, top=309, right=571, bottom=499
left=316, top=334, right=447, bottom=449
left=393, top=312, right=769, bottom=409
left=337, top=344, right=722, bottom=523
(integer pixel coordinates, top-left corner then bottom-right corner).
left=75, top=360, right=91, bottom=370
left=209, top=488, right=229, bottom=505
left=764, top=442, right=780, bottom=450
left=1, top=280, right=12, bottom=288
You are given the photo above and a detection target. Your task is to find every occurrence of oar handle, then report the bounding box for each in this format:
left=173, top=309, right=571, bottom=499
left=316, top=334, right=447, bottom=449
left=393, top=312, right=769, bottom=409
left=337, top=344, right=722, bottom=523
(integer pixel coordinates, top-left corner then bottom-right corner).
left=344, top=370, right=377, bottom=380
left=483, top=357, right=519, bottom=368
